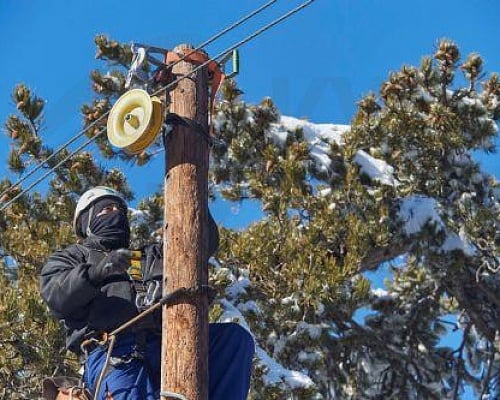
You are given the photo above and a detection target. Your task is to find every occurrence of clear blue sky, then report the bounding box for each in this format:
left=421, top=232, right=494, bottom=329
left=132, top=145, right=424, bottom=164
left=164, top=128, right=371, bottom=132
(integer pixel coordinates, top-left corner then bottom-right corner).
left=0, top=2, right=497, bottom=397
left=0, top=0, right=499, bottom=220
left=2, top=0, right=499, bottom=123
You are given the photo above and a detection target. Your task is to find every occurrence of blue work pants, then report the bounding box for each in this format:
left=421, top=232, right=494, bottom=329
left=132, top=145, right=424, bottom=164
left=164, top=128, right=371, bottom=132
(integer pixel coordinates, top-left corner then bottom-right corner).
left=83, top=323, right=255, bottom=400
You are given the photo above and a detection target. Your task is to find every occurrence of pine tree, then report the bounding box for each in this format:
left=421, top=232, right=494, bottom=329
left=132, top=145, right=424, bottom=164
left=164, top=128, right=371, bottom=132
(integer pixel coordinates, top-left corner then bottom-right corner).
left=0, top=37, right=498, bottom=399
left=211, top=38, right=499, bottom=399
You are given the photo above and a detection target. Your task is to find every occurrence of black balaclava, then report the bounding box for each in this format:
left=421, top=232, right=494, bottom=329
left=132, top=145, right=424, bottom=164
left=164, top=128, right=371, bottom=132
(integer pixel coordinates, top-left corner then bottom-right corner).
left=80, top=197, right=130, bottom=250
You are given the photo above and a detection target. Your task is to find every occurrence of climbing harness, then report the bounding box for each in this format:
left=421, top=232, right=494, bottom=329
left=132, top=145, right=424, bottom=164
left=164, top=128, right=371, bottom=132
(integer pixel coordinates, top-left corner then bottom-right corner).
left=90, top=284, right=214, bottom=398
left=136, top=280, right=161, bottom=310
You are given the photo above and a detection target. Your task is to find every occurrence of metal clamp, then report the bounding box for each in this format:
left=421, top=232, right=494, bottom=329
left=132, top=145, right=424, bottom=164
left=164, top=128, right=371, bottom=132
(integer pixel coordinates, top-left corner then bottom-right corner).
left=160, top=391, right=188, bottom=400
left=135, top=280, right=161, bottom=310
left=125, top=43, right=170, bottom=90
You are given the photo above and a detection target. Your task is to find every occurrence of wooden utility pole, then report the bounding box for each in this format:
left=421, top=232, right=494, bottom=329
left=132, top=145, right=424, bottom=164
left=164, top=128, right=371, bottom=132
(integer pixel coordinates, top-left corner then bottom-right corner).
left=162, top=44, right=210, bottom=399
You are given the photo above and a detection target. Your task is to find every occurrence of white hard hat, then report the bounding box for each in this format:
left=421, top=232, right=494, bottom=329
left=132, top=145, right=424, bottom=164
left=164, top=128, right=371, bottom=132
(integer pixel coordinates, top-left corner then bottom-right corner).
left=73, top=186, right=127, bottom=238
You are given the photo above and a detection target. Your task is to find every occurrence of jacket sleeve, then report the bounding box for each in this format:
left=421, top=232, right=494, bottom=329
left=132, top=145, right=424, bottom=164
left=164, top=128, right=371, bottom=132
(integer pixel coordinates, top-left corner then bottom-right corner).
left=40, top=245, right=99, bottom=319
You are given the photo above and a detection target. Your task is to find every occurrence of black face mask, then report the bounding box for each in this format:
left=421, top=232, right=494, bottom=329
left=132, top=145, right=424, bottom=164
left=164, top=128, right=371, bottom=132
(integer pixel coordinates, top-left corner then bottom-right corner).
left=82, top=198, right=130, bottom=250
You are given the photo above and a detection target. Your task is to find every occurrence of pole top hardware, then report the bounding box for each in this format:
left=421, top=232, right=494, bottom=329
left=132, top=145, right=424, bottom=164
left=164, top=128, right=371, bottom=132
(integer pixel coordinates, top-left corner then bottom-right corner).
left=112, top=43, right=240, bottom=154
left=106, top=88, right=164, bottom=154
left=219, top=49, right=240, bottom=79
left=125, top=43, right=172, bottom=90
left=125, top=42, right=240, bottom=92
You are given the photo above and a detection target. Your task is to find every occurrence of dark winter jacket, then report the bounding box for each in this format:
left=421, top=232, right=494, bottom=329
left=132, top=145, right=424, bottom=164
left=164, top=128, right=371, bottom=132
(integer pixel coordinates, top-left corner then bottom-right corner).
left=40, top=212, right=219, bottom=354
left=40, top=242, right=163, bottom=353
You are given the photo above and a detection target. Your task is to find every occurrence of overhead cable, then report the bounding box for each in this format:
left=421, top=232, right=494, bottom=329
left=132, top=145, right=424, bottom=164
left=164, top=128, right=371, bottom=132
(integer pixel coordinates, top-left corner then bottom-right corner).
left=0, top=0, right=281, bottom=206
left=151, top=0, right=315, bottom=99
left=0, top=128, right=106, bottom=212
left=0, top=114, right=107, bottom=203
left=164, top=0, right=279, bottom=71
left=0, top=0, right=316, bottom=212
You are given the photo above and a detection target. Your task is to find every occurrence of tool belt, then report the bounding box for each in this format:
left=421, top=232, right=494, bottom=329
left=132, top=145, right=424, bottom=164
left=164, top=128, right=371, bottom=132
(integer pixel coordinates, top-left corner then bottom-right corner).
left=42, top=376, right=92, bottom=400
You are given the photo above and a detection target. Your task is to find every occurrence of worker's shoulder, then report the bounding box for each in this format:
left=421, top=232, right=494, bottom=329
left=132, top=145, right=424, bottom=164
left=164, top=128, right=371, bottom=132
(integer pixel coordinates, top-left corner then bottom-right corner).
left=49, top=243, right=93, bottom=260
left=42, top=244, right=90, bottom=274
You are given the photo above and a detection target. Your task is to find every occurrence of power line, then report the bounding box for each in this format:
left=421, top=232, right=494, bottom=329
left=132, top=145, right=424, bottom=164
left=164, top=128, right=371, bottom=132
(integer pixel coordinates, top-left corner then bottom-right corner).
left=0, top=0, right=316, bottom=212
left=151, top=0, right=316, bottom=100
left=0, top=128, right=107, bottom=212
left=0, top=1, right=279, bottom=204
left=164, top=0, right=279, bottom=71
left=0, top=114, right=107, bottom=202
left=149, top=0, right=316, bottom=99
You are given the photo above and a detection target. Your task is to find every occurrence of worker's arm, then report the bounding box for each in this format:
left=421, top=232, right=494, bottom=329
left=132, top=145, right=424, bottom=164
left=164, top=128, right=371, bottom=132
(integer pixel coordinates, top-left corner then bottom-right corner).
left=40, top=244, right=99, bottom=318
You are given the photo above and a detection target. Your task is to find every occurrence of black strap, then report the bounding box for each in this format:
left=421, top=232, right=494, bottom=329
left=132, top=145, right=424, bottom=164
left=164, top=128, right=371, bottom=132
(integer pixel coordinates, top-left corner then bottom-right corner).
left=164, top=112, right=212, bottom=146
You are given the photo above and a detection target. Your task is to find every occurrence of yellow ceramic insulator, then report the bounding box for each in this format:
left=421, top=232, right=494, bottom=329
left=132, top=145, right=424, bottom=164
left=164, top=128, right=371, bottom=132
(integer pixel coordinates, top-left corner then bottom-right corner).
left=107, top=89, right=164, bottom=154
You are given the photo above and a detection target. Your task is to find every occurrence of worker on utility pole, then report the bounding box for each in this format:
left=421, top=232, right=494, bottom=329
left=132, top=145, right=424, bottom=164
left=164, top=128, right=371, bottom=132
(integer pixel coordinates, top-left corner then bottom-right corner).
left=39, top=186, right=255, bottom=399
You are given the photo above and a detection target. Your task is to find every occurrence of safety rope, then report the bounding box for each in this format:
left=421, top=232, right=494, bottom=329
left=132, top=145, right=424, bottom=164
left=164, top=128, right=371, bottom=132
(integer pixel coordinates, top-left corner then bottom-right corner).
left=93, top=334, right=116, bottom=397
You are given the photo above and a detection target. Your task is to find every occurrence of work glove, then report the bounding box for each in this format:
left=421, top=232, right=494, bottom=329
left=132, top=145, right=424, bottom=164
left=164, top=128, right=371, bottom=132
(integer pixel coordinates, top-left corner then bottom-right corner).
left=87, top=249, right=131, bottom=285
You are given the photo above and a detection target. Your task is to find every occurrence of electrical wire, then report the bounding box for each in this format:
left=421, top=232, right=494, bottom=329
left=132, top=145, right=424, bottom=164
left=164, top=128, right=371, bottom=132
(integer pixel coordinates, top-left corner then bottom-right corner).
left=0, top=128, right=106, bottom=212
left=0, top=0, right=316, bottom=212
left=164, top=0, right=278, bottom=71
left=151, top=0, right=315, bottom=99
left=0, top=114, right=107, bottom=202
left=0, top=0, right=279, bottom=204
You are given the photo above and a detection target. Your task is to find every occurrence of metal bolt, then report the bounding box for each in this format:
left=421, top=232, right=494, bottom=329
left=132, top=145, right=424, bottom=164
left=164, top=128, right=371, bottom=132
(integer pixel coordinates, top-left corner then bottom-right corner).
left=125, top=113, right=140, bottom=129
